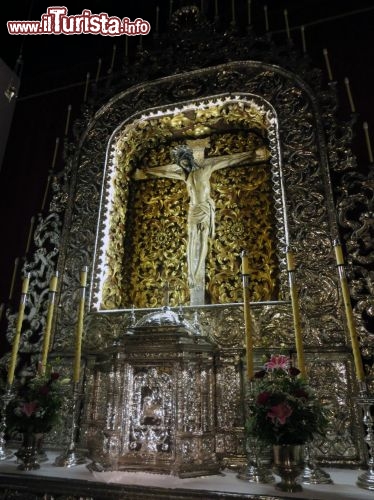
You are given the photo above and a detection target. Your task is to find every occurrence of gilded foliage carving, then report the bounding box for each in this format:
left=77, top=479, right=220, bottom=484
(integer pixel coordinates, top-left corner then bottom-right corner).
left=99, top=100, right=277, bottom=309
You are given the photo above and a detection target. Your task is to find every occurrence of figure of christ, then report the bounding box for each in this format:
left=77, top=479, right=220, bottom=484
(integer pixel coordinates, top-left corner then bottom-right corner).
left=133, top=141, right=270, bottom=304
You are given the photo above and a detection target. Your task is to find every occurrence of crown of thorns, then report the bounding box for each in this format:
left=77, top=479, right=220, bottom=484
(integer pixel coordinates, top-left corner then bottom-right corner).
left=171, top=145, right=193, bottom=163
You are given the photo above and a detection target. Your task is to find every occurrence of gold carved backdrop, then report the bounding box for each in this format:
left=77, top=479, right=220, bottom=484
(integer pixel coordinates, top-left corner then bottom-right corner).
left=101, top=101, right=279, bottom=309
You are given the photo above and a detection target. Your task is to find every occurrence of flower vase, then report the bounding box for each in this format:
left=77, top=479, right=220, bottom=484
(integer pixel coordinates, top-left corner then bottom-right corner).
left=16, top=432, right=41, bottom=471
left=273, top=444, right=304, bottom=492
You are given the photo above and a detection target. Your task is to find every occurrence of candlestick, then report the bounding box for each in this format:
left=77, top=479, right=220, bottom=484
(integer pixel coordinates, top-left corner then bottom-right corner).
left=344, top=77, right=356, bottom=113
left=247, top=0, right=251, bottom=26
left=301, top=25, right=306, bottom=53
left=323, top=48, right=333, bottom=81
left=64, top=105, right=72, bottom=136
left=363, top=122, right=374, bottom=163
left=73, top=266, right=88, bottom=384
left=155, top=6, right=159, bottom=33
left=25, top=216, right=35, bottom=254
left=95, top=58, right=102, bottom=83
left=333, top=241, right=365, bottom=381
left=241, top=251, right=254, bottom=379
left=7, top=273, right=31, bottom=385
left=40, top=272, right=59, bottom=375
left=264, top=5, right=269, bottom=32
left=284, top=9, right=290, bottom=40
left=286, top=250, right=306, bottom=378
left=8, top=257, right=20, bottom=301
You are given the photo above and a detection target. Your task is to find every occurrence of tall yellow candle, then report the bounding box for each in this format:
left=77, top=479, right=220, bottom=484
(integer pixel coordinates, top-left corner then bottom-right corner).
left=7, top=273, right=30, bottom=385
left=241, top=251, right=254, bottom=379
left=287, top=250, right=307, bottom=378
left=40, top=272, right=59, bottom=375
left=73, top=267, right=88, bottom=383
left=333, top=242, right=365, bottom=381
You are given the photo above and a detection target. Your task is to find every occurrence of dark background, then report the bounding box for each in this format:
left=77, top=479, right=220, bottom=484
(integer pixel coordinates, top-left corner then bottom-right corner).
left=0, top=0, right=373, bottom=305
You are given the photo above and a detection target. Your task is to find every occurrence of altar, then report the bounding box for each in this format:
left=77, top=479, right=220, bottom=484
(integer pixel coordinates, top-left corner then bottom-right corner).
left=1, top=2, right=373, bottom=498
left=0, top=453, right=373, bottom=500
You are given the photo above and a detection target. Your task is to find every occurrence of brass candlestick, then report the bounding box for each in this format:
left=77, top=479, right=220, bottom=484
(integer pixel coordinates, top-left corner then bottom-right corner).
left=355, top=383, right=374, bottom=490
left=54, top=382, right=87, bottom=467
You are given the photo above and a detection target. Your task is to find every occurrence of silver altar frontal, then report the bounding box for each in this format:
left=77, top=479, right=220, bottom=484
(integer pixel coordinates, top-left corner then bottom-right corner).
left=84, top=307, right=219, bottom=477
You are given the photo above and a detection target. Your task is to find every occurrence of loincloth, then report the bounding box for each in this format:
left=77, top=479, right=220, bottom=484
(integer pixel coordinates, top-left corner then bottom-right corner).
left=188, top=199, right=215, bottom=238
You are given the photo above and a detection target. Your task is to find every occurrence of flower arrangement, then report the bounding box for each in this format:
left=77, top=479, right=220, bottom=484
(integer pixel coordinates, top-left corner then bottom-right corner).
left=246, top=354, right=327, bottom=445
left=6, top=369, right=70, bottom=434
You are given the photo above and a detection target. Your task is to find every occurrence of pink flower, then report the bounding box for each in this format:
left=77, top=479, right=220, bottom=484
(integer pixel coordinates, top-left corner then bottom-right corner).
left=20, top=401, right=38, bottom=417
left=264, top=355, right=290, bottom=372
left=267, top=402, right=293, bottom=425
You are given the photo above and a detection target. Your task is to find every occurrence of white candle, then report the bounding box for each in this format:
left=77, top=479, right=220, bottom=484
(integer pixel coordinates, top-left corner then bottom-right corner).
left=284, top=9, right=290, bottom=40
left=8, top=257, right=20, bottom=301
left=64, top=105, right=72, bottom=136
left=95, top=58, right=102, bottom=83
left=83, top=73, right=90, bottom=102
left=247, top=0, right=251, bottom=26
left=25, top=216, right=35, bottom=254
left=344, top=77, right=356, bottom=113
left=301, top=25, right=306, bottom=53
left=51, top=137, right=60, bottom=170
left=231, top=0, right=236, bottom=24
left=323, top=48, right=333, bottom=81
left=363, top=122, right=374, bottom=163
left=155, top=6, right=159, bottom=33
left=264, top=5, right=269, bottom=32
left=0, top=302, right=4, bottom=323
left=109, top=44, right=117, bottom=73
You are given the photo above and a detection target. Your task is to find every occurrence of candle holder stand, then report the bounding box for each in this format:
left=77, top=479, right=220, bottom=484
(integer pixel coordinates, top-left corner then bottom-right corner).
left=355, top=382, right=374, bottom=490
left=301, top=442, right=333, bottom=484
left=0, top=387, right=14, bottom=460
left=54, top=383, right=87, bottom=467
left=237, top=435, right=275, bottom=484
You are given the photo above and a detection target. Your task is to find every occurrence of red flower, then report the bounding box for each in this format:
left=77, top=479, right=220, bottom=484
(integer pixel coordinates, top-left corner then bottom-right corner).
left=267, top=402, right=293, bottom=425
left=257, top=391, right=271, bottom=405
left=20, top=401, right=38, bottom=417
left=50, top=372, right=60, bottom=381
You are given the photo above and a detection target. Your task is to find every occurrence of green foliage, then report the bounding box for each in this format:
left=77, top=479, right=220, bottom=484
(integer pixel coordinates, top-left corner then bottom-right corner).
left=246, top=355, right=328, bottom=445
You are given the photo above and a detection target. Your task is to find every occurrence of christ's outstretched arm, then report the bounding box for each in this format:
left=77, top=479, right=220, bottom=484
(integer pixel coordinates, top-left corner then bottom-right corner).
left=133, top=163, right=185, bottom=181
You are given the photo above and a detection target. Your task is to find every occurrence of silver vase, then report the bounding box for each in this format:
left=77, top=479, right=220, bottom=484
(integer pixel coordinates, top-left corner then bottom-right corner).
left=273, top=444, right=304, bottom=492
